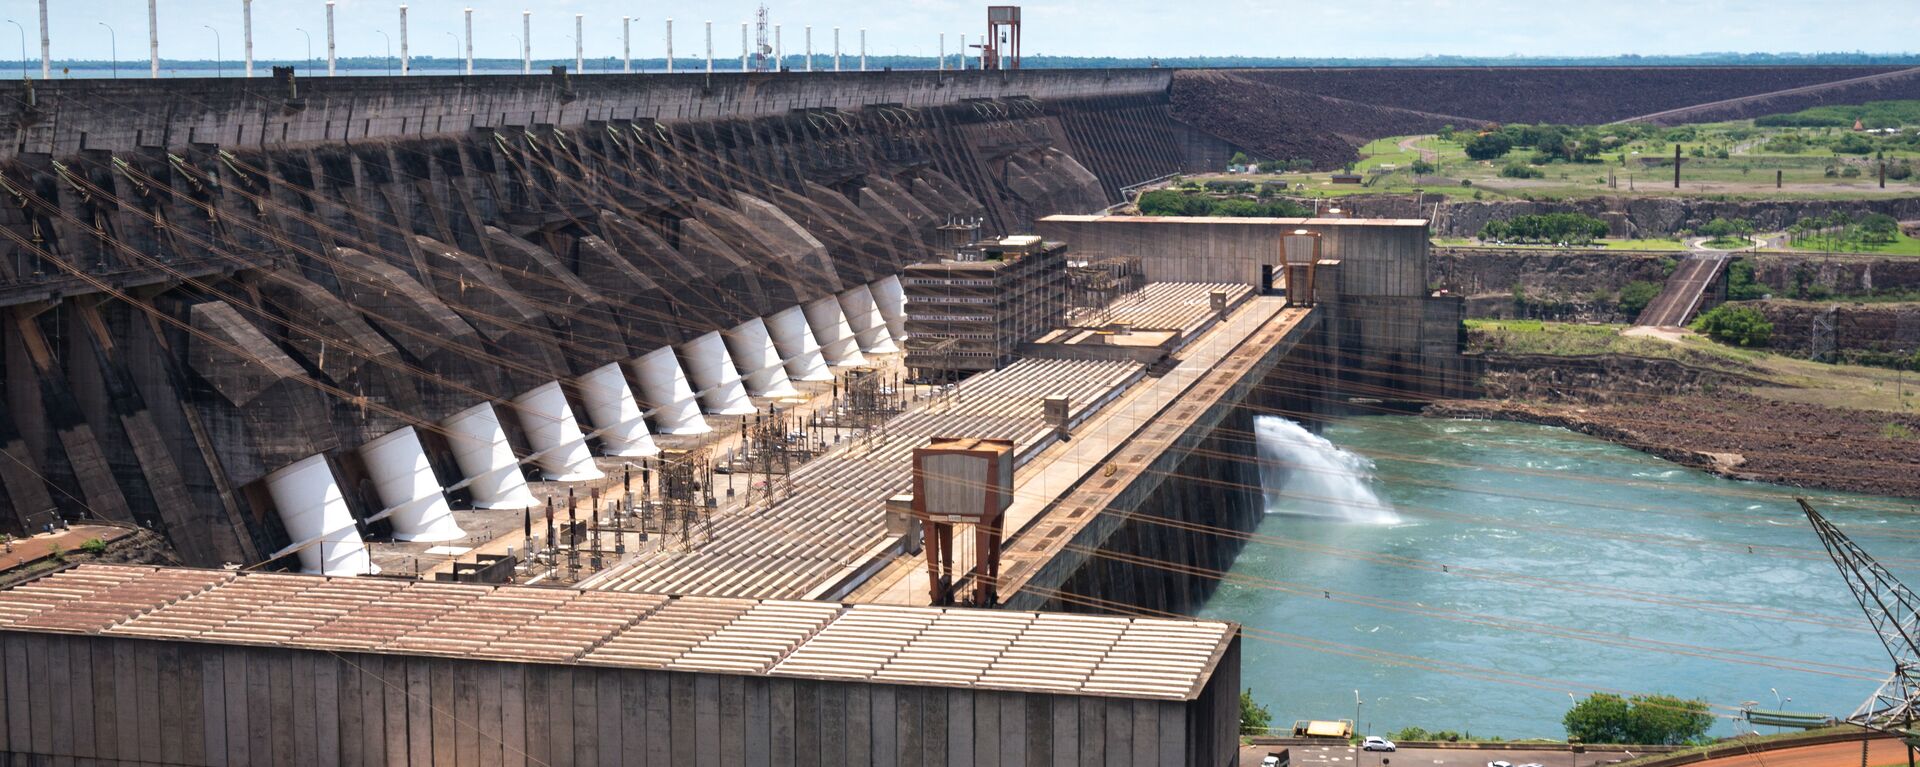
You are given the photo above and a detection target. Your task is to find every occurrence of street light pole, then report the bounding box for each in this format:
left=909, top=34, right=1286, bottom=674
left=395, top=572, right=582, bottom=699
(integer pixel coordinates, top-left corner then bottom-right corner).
left=6, top=20, right=26, bottom=80
left=1353, top=690, right=1363, bottom=767
left=376, top=30, right=392, bottom=76
left=296, top=28, right=312, bottom=73
left=98, top=23, right=116, bottom=78
left=203, top=26, right=222, bottom=78
left=444, top=32, right=458, bottom=70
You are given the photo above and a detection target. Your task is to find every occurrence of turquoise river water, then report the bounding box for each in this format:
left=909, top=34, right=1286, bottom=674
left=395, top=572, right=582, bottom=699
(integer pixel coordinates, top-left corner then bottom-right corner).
left=1199, top=415, right=1920, bottom=740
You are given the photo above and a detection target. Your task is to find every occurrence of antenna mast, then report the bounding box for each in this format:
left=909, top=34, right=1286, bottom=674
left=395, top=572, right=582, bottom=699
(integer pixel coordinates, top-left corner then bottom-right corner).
left=754, top=6, right=773, bottom=72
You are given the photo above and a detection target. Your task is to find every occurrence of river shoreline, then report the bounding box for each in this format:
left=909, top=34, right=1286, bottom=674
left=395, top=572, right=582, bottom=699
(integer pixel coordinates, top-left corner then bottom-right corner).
left=1423, top=396, right=1920, bottom=500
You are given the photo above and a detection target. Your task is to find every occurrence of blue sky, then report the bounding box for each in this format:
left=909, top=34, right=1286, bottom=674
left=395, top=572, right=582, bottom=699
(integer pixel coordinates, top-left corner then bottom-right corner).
left=8, top=0, right=1920, bottom=61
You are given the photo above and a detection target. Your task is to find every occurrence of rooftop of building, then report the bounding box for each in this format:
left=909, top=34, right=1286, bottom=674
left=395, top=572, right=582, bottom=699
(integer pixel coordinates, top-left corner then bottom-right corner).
left=0, top=564, right=1236, bottom=702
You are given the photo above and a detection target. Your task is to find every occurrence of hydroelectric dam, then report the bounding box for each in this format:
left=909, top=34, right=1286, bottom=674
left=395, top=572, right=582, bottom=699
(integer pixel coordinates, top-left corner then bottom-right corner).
left=0, top=68, right=1468, bottom=765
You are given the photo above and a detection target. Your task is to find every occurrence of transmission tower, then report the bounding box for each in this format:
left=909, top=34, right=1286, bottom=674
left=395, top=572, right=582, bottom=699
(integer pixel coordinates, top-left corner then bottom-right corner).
left=1811, top=306, right=1838, bottom=363
left=753, top=6, right=773, bottom=72
left=1801, top=498, right=1920, bottom=740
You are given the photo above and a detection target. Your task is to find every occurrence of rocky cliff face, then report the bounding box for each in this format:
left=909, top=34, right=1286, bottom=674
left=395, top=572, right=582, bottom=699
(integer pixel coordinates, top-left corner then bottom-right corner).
left=1431, top=247, right=1674, bottom=320
left=1335, top=195, right=1920, bottom=238
left=1744, top=299, right=1920, bottom=359
left=1749, top=254, right=1920, bottom=297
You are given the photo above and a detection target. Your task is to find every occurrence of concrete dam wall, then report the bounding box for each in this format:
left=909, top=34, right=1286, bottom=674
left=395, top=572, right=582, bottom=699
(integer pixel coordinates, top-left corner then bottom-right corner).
left=0, top=70, right=1232, bottom=568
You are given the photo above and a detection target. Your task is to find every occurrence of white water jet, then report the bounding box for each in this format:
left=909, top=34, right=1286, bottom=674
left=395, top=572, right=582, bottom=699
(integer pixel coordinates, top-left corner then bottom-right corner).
left=1254, top=415, right=1400, bottom=524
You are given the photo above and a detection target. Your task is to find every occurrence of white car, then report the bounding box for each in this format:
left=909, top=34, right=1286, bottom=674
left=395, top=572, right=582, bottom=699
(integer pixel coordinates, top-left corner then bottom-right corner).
left=1362, top=737, right=1397, bottom=752
left=1263, top=757, right=1283, bottom=767
left=1489, top=761, right=1515, bottom=767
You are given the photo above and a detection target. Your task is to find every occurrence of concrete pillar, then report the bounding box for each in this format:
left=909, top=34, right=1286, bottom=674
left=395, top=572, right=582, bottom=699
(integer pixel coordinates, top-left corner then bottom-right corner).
left=148, top=0, right=159, bottom=78
left=833, top=27, right=840, bottom=72
left=774, top=24, right=782, bottom=69
left=679, top=331, right=755, bottom=415
left=630, top=347, right=710, bottom=435
left=805, top=26, right=812, bottom=72
left=358, top=427, right=465, bottom=543
left=243, top=0, right=254, bottom=77
left=265, top=454, right=378, bottom=576
left=464, top=7, right=473, bottom=74
left=521, top=11, right=531, bottom=74
left=37, top=0, right=48, bottom=80
left=621, top=16, right=630, bottom=73
left=804, top=295, right=866, bottom=367
left=940, top=32, right=945, bottom=71
left=665, top=18, right=673, bottom=73
left=725, top=317, right=800, bottom=398
left=513, top=381, right=604, bottom=482
left=579, top=363, right=659, bottom=458
left=741, top=22, right=748, bottom=72
left=326, top=1, right=336, bottom=76
left=442, top=403, right=538, bottom=510
left=958, top=34, right=965, bottom=70
left=704, top=20, right=712, bottom=75
left=398, top=4, right=409, bottom=76
left=574, top=14, right=583, bottom=73
left=860, top=28, right=866, bottom=72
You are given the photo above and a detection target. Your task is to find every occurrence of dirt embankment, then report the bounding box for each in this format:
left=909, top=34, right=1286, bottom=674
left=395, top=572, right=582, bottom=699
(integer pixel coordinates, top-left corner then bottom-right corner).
left=1168, top=71, right=1465, bottom=168
left=1435, top=353, right=1920, bottom=499
left=1228, top=67, right=1914, bottom=126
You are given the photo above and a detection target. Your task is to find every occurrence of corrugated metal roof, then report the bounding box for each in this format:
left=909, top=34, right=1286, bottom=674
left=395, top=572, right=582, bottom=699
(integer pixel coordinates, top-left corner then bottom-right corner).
left=0, top=565, right=1234, bottom=701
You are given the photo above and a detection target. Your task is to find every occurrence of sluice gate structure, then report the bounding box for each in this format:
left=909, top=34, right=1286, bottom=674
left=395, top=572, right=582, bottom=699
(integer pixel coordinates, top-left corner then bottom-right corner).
left=0, top=68, right=1467, bottom=765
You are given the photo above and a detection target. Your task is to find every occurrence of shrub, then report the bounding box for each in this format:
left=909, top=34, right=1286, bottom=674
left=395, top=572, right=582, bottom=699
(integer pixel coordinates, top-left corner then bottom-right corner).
left=1618, top=281, right=1662, bottom=316
left=1843, top=166, right=1864, bottom=178
left=1410, top=159, right=1436, bottom=175
left=1499, top=162, right=1545, bottom=179
left=77, top=538, right=107, bottom=555
left=1691, top=305, right=1773, bottom=347
left=1240, top=689, right=1273, bottom=736
left=1464, top=132, right=1514, bottom=160
left=1480, top=212, right=1609, bottom=245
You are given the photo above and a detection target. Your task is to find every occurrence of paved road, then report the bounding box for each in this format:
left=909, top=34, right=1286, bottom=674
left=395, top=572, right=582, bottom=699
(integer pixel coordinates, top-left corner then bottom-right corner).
left=1692, top=737, right=1907, bottom=767
left=1240, top=745, right=1648, bottom=767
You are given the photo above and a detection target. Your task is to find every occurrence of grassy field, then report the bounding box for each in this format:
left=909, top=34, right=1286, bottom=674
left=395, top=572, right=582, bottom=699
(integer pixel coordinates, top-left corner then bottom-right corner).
left=1432, top=237, right=1687, bottom=251
left=1773, top=231, right=1920, bottom=256
left=1199, top=120, right=1920, bottom=202
left=1467, top=320, right=1920, bottom=412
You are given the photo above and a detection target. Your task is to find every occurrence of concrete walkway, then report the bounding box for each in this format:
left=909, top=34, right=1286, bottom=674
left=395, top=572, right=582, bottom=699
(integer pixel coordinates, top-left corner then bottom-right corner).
left=850, top=296, right=1297, bottom=605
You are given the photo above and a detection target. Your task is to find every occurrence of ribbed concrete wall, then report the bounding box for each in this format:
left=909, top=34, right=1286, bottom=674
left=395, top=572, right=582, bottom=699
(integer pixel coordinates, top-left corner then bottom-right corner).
left=2, top=69, right=1172, bottom=159
left=0, top=631, right=1240, bottom=767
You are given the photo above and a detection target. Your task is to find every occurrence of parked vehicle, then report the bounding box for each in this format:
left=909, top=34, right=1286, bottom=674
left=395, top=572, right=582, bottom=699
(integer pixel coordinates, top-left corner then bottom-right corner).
left=1362, top=737, right=1397, bottom=752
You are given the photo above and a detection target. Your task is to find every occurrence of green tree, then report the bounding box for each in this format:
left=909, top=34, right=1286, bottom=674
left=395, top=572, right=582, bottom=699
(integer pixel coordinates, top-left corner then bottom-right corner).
left=1230, top=151, right=1250, bottom=167
left=1240, top=689, right=1274, bottom=736
left=1464, top=132, right=1514, bottom=160
left=1618, top=281, right=1662, bottom=316
left=1563, top=693, right=1634, bottom=744
left=1621, top=694, right=1715, bottom=745
left=1725, top=260, right=1768, bottom=300
left=1563, top=693, right=1714, bottom=746
left=1691, top=305, right=1774, bottom=347
left=1411, top=159, right=1437, bottom=175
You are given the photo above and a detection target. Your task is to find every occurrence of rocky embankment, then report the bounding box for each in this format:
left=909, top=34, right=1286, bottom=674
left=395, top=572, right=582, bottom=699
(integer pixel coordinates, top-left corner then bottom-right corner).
left=1434, top=352, right=1920, bottom=499
left=1744, top=300, right=1920, bottom=363
left=1430, top=246, right=1675, bottom=321
left=1325, top=195, right=1920, bottom=239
